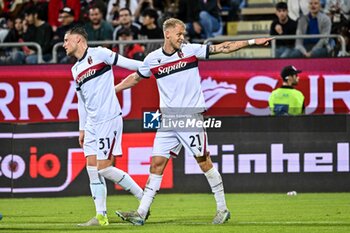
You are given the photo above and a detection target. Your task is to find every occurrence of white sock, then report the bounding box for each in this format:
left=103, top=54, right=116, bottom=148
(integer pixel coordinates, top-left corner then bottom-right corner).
left=204, top=167, right=227, bottom=212
left=99, top=166, right=143, bottom=200
left=137, top=173, right=162, bottom=218
left=87, top=166, right=107, bottom=216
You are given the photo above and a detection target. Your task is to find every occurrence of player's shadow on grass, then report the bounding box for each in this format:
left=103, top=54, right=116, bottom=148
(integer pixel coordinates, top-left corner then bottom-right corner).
left=140, top=216, right=215, bottom=225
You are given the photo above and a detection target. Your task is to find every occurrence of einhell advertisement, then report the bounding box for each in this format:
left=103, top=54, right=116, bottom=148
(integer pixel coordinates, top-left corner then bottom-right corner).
left=0, top=58, right=349, bottom=123
left=0, top=115, right=349, bottom=197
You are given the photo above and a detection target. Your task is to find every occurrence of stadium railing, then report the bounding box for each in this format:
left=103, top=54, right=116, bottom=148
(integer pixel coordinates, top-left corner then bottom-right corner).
left=51, top=39, right=164, bottom=63
left=0, top=35, right=347, bottom=64
left=0, top=42, right=43, bottom=63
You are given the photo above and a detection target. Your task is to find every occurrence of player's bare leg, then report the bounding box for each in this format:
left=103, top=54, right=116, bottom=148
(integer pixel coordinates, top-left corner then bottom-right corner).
left=196, top=152, right=230, bottom=224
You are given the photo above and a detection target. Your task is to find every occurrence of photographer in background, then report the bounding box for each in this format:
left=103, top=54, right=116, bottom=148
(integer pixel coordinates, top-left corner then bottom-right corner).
left=324, top=0, right=350, bottom=56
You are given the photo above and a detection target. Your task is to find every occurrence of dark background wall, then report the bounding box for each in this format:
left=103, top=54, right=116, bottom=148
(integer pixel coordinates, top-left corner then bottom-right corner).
left=0, top=115, right=349, bottom=197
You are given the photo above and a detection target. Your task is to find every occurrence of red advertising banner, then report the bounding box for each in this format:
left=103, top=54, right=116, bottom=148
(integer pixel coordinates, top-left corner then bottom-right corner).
left=116, top=133, right=173, bottom=190
left=0, top=58, right=349, bottom=123
left=1, top=115, right=349, bottom=197
left=0, top=128, right=170, bottom=195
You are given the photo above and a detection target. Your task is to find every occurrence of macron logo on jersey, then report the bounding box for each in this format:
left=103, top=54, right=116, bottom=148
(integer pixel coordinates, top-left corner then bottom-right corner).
left=151, top=56, right=198, bottom=79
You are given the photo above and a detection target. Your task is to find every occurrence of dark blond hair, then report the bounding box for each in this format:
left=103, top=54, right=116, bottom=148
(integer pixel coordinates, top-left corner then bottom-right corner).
left=66, top=26, right=88, bottom=41
left=163, top=18, right=186, bottom=31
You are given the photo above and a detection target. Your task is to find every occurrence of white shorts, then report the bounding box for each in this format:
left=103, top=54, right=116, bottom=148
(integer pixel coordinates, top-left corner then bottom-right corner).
left=83, top=116, right=123, bottom=160
left=152, top=114, right=208, bottom=158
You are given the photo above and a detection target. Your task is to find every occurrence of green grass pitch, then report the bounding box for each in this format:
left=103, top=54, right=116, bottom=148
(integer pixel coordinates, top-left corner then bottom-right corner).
left=0, top=193, right=349, bottom=233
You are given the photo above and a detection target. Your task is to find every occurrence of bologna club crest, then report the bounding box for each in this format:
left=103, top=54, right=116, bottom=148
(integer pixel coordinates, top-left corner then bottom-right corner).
left=177, top=50, right=184, bottom=58
left=88, top=56, right=93, bottom=65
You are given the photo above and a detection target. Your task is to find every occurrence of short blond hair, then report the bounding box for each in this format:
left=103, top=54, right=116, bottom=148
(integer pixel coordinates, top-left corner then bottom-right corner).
left=163, top=18, right=186, bottom=31
left=67, top=26, right=88, bottom=41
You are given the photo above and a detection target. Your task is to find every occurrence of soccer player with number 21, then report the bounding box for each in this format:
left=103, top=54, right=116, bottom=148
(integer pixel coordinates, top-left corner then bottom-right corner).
left=115, top=18, right=273, bottom=225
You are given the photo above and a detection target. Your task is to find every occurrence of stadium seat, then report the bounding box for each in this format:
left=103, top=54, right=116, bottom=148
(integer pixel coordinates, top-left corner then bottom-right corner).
left=241, top=7, right=275, bottom=16
left=248, top=0, right=285, bottom=5
left=242, top=0, right=285, bottom=20
left=227, top=20, right=272, bottom=35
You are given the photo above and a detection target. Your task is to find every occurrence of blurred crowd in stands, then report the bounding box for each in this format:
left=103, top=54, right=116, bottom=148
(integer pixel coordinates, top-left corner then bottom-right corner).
left=271, top=0, right=350, bottom=58
left=0, top=0, right=349, bottom=64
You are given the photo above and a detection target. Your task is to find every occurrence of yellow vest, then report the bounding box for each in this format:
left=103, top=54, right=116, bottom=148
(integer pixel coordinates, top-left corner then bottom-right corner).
left=269, top=87, right=305, bottom=115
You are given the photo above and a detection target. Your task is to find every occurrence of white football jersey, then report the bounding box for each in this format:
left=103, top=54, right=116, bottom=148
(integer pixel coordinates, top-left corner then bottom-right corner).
left=71, top=47, right=121, bottom=130
left=138, top=43, right=209, bottom=115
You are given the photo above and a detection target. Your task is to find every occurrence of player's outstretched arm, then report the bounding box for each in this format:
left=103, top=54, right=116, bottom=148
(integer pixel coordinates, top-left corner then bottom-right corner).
left=116, top=55, right=143, bottom=71
left=115, top=72, right=142, bottom=93
left=209, top=37, right=274, bottom=54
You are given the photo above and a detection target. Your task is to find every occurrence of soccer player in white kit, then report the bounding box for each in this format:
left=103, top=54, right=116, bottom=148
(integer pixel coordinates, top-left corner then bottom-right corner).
left=114, top=18, right=273, bottom=225
left=63, top=27, right=144, bottom=226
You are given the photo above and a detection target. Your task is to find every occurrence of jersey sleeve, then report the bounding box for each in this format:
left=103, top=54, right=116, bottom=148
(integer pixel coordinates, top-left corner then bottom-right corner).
left=77, top=91, right=87, bottom=130
left=190, top=43, right=210, bottom=59
left=97, top=47, right=119, bottom=66
left=137, top=55, right=152, bottom=79
left=116, top=55, right=142, bottom=70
